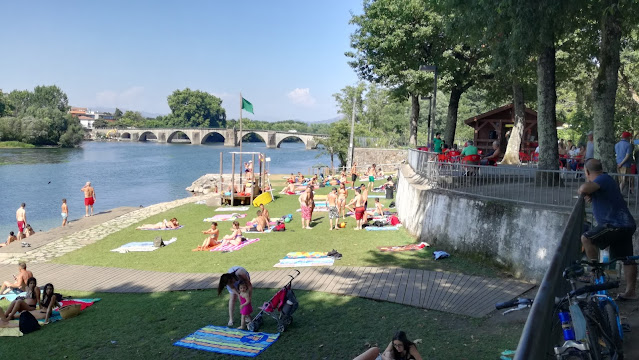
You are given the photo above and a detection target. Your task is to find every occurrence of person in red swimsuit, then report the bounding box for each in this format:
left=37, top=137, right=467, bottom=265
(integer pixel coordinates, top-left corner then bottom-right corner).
left=81, top=182, right=96, bottom=217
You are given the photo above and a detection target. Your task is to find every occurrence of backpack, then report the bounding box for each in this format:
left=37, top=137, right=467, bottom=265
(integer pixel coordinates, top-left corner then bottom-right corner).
left=19, top=311, right=40, bottom=334
left=389, top=215, right=400, bottom=226
left=153, top=236, right=165, bottom=247
left=389, top=201, right=396, bottom=208
left=273, top=222, right=286, bottom=232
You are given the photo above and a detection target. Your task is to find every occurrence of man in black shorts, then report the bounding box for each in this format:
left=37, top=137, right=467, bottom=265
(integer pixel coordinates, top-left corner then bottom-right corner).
left=579, top=158, right=637, bottom=300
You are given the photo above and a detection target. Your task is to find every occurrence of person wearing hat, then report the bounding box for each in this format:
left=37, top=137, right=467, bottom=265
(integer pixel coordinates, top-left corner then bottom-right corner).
left=585, top=131, right=594, bottom=159
left=615, top=131, right=634, bottom=193
left=81, top=181, right=96, bottom=217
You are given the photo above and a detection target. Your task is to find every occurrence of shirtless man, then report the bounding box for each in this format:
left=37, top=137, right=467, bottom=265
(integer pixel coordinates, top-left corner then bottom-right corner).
left=81, top=181, right=96, bottom=217
left=350, top=162, right=358, bottom=183
left=367, top=164, right=377, bottom=192
left=61, top=198, right=68, bottom=226
left=360, top=184, right=369, bottom=210
left=281, top=182, right=296, bottom=195
left=259, top=204, right=270, bottom=223
left=327, top=187, right=339, bottom=230
left=347, top=188, right=365, bottom=230
left=0, top=262, right=33, bottom=295
left=244, top=210, right=268, bottom=232
left=16, top=203, right=26, bottom=241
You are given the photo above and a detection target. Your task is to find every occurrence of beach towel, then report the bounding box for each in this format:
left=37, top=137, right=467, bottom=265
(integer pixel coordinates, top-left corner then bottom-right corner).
left=194, top=200, right=207, bottom=205
left=377, top=243, right=428, bottom=252
left=39, top=298, right=101, bottom=324
left=139, top=225, right=184, bottom=231
left=365, top=226, right=399, bottom=231
left=111, top=238, right=177, bottom=253
left=283, top=252, right=328, bottom=258
left=273, top=257, right=334, bottom=267
left=174, top=325, right=280, bottom=357
left=244, top=226, right=275, bottom=234
left=0, top=289, right=23, bottom=302
left=210, top=238, right=260, bottom=252
left=296, top=207, right=329, bottom=212
left=216, top=206, right=250, bottom=212
left=204, top=214, right=247, bottom=222
left=0, top=327, right=22, bottom=337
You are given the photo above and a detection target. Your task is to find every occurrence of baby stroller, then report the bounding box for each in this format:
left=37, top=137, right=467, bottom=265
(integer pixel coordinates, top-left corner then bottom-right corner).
left=248, top=270, right=300, bottom=333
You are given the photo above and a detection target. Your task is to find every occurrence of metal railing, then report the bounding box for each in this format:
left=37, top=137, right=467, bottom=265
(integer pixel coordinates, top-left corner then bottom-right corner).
left=407, top=149, right=639, bottom=215
left=514, top=196, right=585, bottom=360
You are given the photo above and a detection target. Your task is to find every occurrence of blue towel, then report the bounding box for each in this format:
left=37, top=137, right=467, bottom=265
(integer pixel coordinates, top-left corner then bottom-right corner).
left=365, top=226, right=399, bottom=231
left=433, top=251, right=450, bottom=260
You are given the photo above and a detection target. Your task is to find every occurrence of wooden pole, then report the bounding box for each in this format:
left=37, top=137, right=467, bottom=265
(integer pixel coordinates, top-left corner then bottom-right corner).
left=231, top=153, right=235, bottom=205
left=219, top=152, right=223, bottom=194
left=250, top=153, right=256, bottom=205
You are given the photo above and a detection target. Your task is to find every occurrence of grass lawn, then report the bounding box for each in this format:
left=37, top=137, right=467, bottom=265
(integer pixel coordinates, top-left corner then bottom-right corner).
left=0, top=141, right=36, bottom=148
left=53, top=179, right=507, bottom=277
left=0, top=289, right=523, bottom=359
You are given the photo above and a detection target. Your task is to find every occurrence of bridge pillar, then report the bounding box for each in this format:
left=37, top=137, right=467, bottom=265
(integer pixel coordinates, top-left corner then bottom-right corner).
left=188, top=130, right=200, bottom=145
left=158, top=131, right=167, bottom=143
left=224, top=129, right=238, bottom=147
left=132, top=133, right=140, bottom=142
left=266, top=131, right=277, bottom=148
left=305, top=137, right=318, bottom=150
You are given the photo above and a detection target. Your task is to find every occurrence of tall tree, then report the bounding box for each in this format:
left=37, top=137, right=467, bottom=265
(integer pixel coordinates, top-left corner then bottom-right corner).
left=114, top=108, right=123, bottom=119
left=29, top=85, right=69, bottom=112
left=167, top=88, right=226, bottom=128
left=347, top=0, right=445, bottom=146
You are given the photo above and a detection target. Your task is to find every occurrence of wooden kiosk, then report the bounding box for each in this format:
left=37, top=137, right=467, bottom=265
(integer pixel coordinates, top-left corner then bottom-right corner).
left=463, top=104, right=539, bottom=155
left=219, top=152, right=266, bottom=206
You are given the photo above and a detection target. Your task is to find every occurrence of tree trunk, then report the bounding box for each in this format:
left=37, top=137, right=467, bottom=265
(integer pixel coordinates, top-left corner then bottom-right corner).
left=536, top=44, right=560, bottom=172
left=444, top=87, right=462, bottom=147
left=593, top=2, right=622, bottom=173
left=408, top=94, right=420, bottom=147
left=501, top=81, right=525, bottom=165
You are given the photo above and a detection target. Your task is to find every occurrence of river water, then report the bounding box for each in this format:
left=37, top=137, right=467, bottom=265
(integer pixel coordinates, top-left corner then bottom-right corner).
left=0, top=141, right=330, bottom=236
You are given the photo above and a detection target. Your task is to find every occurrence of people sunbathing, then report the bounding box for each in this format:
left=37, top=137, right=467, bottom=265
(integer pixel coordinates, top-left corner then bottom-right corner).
left=136, top=218, right=179, bottom=230
left=220, top=221, right=244, bottom=246
left=242, top=210, right=268, bottom=232
left=1, top=261, right=33, bottom=295
left=2, top=277, right=40, bottom=321
left=0, top=231, right=18, bottom=248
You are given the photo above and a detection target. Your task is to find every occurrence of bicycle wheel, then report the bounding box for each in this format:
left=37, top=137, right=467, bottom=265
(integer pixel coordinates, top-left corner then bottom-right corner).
left=580, top=302, right=606, bottom=360
left=602, top=302, right=623, bottom=359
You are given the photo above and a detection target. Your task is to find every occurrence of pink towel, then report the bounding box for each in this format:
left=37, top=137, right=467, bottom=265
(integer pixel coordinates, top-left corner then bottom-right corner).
left=210, top=238, right=260, bottom=252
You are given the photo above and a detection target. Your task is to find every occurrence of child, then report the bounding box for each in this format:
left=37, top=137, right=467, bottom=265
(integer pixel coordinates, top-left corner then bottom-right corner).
left=61, top=198, right=68, bottom=227
left=237, top=281, right=253, bottom=330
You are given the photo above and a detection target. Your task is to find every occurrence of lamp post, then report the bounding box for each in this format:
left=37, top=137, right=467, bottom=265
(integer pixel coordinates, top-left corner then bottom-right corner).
left=420, top=65, right=437, bottom=149
left=346, top=96, right=356, bottom=171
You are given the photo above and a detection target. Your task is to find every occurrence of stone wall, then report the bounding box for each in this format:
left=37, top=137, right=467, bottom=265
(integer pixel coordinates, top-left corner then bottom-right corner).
left=186, top=174, right=235, bottom=195
left=396, top=164, right=569, bottom=282
left=353, top=148, right=407, bottom=170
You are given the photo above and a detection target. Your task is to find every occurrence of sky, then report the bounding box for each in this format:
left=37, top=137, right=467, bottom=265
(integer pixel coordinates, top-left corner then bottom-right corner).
left=0, top=0, right=362, bottom=122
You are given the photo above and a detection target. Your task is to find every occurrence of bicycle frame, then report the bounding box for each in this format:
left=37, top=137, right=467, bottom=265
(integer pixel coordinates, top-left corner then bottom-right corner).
left=593, top=268, right=624, bottom=342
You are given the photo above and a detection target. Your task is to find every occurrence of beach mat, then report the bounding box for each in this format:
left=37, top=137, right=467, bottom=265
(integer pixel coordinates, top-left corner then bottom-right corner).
left=210, top=238, right=260, bottom=252
left=365, top=226, right=399, bottom=231
left=111, top=238, right=177, bottom=253
left=377, top=244, right=425, bottom=252
left=0, top=327, right=22, bottom=337
left=273, top=257, right=335, bottom=267
left=204, top=214, right=247, bottom=222
left=216, top=206, right=250, bottom=212
left=174, top=325, right=280, bottom=357
left=244, top=226, right=275, bottom=234
left=283, top=252, right=328, bottom=258
left=139, top=225, right=184, bottom=231
left=42, top=298, right=101, bottom=324
left=0, top=289, right=23, bottom=302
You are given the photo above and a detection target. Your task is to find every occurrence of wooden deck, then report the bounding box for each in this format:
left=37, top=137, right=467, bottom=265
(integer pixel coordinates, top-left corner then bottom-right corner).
left=0, top=264, right=533, bottom=318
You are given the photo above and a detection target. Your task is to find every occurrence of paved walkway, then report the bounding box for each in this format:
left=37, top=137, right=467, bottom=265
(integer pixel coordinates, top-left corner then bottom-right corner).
left=0, top=263, right=533, bottom=318
left=0, top=194, right=535, bottom=318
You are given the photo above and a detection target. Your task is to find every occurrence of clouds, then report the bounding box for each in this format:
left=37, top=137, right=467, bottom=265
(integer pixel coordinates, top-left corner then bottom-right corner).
left=95, top=86, right=145, bottom=109
left=287, top=88, right=316, bottom=107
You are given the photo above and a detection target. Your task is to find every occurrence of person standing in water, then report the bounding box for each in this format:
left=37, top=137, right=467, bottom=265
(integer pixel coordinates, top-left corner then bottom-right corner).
left=81, top=182, right=96, bottom=217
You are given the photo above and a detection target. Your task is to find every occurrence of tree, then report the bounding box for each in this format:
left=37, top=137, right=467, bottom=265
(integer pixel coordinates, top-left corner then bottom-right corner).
left=167, top=88, right=226, bottom=128
left=332, top=83, right=365, bottom=128
left=58, top=118, right=84, bottom=148
left=92, top=119, right=108, bottom=128
left=347, top=0, right=445, bottom=146
left=30, top=85, right=69, bottom=112
left=117, top=111, right=145, bottom=127
left=114, top=108, right=123, bottom=119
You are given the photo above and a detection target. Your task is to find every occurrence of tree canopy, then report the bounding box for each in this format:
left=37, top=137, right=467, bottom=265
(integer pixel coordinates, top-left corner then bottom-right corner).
left=166, top=88, right=226, bottom=128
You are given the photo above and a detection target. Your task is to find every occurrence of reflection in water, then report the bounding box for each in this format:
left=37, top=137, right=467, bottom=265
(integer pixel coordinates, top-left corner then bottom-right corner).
left=0, top=147, right=82, bottom=165
left=0, top=141, right=330, bottom=236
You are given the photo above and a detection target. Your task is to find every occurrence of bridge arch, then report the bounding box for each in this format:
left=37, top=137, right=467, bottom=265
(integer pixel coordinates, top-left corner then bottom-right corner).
left=201, top=131, right=226, bottom=144
left=242, top=131, right=267, bottom=143
left=276, top=135, right=305, bottom=148
left=120, top=132, right=131, bottom=139
left=139, top=131, right=158, bottom=142
left=167, top=131, right=191, bottom=144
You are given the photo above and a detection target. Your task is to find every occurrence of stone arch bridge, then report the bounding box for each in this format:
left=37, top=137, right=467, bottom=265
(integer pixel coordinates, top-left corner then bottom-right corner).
left=90, top=128, right=327, bottom=149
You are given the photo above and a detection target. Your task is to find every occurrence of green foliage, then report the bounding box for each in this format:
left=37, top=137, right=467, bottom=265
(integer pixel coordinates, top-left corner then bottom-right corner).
left=0, top=141, right=35, bottom=148
left=0, top=86, right=82, bottom=147
left=114, top=108, right=123, bottom=119
left=167, top=88, right=226, bottom=128
left=92, top=119, right=109, bottom=128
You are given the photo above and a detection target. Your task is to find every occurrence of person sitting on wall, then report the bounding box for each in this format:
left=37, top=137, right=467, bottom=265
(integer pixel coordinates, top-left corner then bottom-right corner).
left=480, top=141, right=501, bottom=165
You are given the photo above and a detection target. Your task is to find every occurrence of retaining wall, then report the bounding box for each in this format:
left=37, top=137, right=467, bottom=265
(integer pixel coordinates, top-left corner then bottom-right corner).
left=396, top=164, right=569, bottom=282
left=353, top=148, right=408, bottom=170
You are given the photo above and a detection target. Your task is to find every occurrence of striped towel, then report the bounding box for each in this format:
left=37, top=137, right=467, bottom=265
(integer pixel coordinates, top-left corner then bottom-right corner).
left=210, top=238, right=260, bottom=252
left=174, top=325, right=280, bottom=357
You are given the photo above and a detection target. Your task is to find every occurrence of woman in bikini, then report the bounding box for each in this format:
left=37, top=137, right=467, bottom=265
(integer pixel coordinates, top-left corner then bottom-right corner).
left=220, top=221, right=243, bottom=246
left=136, top=218, right=179, bottom=230
left=338, top=182, right=348, bottom=220
left=2, top=277, right=39, bottom=321
left=40, top=283, right=61, bottom=324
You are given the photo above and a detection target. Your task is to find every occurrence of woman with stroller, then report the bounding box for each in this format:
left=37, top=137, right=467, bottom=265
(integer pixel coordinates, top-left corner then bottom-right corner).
left=353, top=330, right=422, bottom=360
left=217, top=266, right=252, bottom=327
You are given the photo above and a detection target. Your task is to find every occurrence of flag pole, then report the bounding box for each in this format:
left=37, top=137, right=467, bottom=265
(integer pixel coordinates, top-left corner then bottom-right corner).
left=239, top=92, right=243, bottom=189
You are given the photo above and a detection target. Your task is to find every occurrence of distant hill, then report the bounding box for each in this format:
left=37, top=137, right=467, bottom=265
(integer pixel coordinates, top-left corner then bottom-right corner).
left=313, top=116, right=344, bottom=124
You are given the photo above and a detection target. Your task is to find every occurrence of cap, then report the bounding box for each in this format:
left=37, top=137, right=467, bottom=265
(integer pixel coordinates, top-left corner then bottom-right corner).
left=587, top=131, right=593, bottom=136
left=622, top=131, right=632, bottom=138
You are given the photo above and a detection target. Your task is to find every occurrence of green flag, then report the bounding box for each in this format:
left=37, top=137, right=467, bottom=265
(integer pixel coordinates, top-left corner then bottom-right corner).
left=242, top=97, right=254, bottom=114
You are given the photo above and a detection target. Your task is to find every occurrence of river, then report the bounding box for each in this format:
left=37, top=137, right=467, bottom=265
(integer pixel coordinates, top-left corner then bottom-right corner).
left=0, top=141, right=331, bottom=236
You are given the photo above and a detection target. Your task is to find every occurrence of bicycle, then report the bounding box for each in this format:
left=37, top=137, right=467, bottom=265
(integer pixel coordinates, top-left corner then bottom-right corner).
left=496, top=255, right=639, bottom=360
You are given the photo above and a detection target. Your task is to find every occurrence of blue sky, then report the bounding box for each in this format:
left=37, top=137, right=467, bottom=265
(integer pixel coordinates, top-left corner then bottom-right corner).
left=0, top=0, right=362, bottom=122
